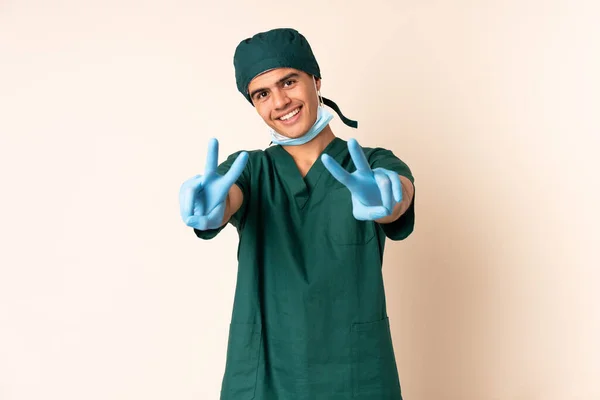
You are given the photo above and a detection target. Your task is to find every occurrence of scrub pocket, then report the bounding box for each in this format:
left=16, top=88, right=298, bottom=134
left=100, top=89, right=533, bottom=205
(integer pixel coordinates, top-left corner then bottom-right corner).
left=220, top=323, right=262, bottom=400
left=351, top=317, right=402, bottom=397
left=327, top=188, right=376, bottom=245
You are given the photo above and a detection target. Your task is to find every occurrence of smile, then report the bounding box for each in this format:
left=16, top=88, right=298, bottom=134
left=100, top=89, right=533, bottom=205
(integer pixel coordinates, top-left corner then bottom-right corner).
left=279, top=107, right=301, bottom=121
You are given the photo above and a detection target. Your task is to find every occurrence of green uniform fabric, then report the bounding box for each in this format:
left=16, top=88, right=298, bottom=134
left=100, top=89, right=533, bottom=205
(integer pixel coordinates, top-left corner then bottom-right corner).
left=195, top=137, right=415, bottom=400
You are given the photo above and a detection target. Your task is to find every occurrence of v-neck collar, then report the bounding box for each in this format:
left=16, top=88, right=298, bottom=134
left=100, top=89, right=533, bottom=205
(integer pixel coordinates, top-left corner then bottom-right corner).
left=270, top=137, right=347, bottom=209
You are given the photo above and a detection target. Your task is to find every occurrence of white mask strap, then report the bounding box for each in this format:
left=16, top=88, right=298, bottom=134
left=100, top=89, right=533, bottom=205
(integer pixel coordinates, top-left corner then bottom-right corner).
left=313, top=76, right=323, bottom=107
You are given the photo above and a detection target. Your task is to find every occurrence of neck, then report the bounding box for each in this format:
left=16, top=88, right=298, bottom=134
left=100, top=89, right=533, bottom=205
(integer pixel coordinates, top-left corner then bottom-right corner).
left=280, top=125, right=335, bottom=177
left=281, top=124, right=336, bottom=161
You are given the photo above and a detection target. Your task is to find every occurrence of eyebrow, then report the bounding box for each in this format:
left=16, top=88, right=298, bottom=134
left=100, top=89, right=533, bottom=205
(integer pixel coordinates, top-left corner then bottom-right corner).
left=249, top=73, right=300, bottom=100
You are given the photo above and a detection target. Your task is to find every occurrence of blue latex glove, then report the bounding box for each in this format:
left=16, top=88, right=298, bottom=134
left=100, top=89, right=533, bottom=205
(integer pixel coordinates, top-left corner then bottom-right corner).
left=179, top=138, right=248, bottom=230
left=321, top=138, right=402, bottom=221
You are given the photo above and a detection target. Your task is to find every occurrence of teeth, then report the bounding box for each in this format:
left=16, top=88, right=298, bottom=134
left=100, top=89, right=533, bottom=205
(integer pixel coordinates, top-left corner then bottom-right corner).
left=280, top=108, right=300, bottom=121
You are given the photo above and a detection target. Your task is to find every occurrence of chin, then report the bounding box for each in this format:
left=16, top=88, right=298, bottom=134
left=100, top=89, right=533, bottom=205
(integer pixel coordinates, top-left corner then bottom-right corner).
left=282, top=120, right=312, bottom=137
left=283, top=129, right=309, bottom=139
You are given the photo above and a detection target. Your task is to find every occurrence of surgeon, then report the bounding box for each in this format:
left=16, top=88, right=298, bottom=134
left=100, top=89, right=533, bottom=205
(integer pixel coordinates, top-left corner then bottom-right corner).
left=179, top=28, right=415, bottom=400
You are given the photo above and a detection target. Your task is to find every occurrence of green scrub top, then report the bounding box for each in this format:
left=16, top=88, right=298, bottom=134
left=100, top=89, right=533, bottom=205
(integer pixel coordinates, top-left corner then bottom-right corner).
left=195, top=137, right=415, bottom=400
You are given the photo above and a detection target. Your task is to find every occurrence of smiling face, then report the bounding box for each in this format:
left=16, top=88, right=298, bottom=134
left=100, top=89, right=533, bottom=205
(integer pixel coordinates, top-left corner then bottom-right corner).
left=248, top=68, right=321, bottom=139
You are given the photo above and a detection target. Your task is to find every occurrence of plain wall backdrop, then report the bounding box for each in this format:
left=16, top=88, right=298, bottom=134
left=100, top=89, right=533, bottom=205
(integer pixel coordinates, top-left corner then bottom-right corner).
left=1, top=0, right=599, bottom=399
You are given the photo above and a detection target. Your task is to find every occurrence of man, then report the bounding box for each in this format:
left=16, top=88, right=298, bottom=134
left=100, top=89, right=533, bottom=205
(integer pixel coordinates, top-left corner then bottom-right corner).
left=179, top=28, right=415, bottom=400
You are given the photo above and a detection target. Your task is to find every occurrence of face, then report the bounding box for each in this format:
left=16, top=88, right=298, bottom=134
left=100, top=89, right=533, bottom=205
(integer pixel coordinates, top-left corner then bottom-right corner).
left=247, top=68, right=321, bottom=138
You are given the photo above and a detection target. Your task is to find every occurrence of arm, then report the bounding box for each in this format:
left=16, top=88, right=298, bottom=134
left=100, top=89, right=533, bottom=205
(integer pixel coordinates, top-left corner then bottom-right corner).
left=220, top=183, right=244, bottom=227
left=321, top=139, right=416, bottom=240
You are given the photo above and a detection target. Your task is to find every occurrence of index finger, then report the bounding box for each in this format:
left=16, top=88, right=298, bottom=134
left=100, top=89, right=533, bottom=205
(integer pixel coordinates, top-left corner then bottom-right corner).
left=205, top=138, right=219, bottom=173
left=221, top=151, right=249, bottom=189
left=321, top=154, right=353, bottom=187
left=348, top=138, right=371, bottom=172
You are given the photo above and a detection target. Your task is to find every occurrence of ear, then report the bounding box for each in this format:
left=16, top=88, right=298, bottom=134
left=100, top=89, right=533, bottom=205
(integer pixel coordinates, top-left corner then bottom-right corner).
left=315, top=77, right=322, bottom=92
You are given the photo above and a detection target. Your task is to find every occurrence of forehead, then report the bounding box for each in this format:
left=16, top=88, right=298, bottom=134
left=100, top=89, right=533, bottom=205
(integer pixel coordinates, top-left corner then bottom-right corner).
left=247, top=67, right=307, bottom=91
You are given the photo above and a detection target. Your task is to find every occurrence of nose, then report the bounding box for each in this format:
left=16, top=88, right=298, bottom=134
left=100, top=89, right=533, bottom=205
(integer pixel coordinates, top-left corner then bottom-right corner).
left=271, top=88, right=291, bottom=110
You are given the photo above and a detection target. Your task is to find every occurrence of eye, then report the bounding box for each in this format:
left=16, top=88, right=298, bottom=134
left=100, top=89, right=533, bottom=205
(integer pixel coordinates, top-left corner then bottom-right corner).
left=283, top=79, right=296, bottom=87
left=255, top=91, right=268, bottom=101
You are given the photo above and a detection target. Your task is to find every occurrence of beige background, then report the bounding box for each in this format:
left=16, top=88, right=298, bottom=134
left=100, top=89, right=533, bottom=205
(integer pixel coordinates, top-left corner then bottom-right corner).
left=1, top=0, right=599, bottom=399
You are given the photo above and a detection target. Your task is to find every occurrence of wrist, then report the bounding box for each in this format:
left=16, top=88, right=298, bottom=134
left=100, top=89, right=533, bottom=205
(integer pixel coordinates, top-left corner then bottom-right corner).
left=375, top=202, right=403, bottom=224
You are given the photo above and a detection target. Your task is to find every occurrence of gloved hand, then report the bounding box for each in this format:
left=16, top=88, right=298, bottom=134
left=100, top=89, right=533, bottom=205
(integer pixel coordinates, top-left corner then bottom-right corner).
left=179, top=138, right=248, bottom=230
left=321, top=138, right=402, bottom=221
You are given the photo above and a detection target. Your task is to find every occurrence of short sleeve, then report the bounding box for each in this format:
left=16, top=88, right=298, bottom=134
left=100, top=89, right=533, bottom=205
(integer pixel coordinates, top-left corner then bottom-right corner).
left=367, top=147, right=415, bottom=241
left=193, top=150, right=251, bottom=240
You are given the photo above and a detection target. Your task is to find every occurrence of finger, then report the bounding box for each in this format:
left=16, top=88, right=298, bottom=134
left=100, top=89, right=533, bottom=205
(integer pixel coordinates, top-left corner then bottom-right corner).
left=375, top=173, right=394, bottom=214
left=186, top=201, right=225, bottom=230
left=348, top=138, right=371, bottom=172
left=193, top=188, right=206, bottom=216
left=321, top=154, right=353, bottom=187
left=221, top=151, right=249, bottom=189
left=366, top=206, right=390, bottom=221
left=205, top=138, right=219, bottom=174
left=180, top=188, right=194, bottom=222
left=186, top=215, right=208, bottom=230
left=182, top=174, right=203, bottom=186
left=180, top=179, right=201, bottom=221
left=205, top=201, right=226, bottom=225
left=376, top=168, right=403, bottom=203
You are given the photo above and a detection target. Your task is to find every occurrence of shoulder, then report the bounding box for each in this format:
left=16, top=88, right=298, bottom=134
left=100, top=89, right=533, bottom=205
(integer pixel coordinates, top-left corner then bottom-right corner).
left=219, top=147, right=274, bottom=174
left=358, top=143, right=401, bottom=164
left=358, top=142, right=414, bottom=180
left=223, top=147, right=268, bottom=163
left=247, top=145, right=285, bottom=164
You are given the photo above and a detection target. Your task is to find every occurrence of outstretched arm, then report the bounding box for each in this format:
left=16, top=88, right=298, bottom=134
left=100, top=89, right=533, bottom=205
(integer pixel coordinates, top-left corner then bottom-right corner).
left=221, top=183, right=244, bottom=227
left=322, top=138, right=413, bottom=222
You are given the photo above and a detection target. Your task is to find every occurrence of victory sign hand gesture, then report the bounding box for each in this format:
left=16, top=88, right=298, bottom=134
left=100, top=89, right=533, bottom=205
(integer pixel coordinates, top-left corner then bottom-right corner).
left=321, top=139, right=403, bottom=221
left=179, top=138, right=248, bottom=230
